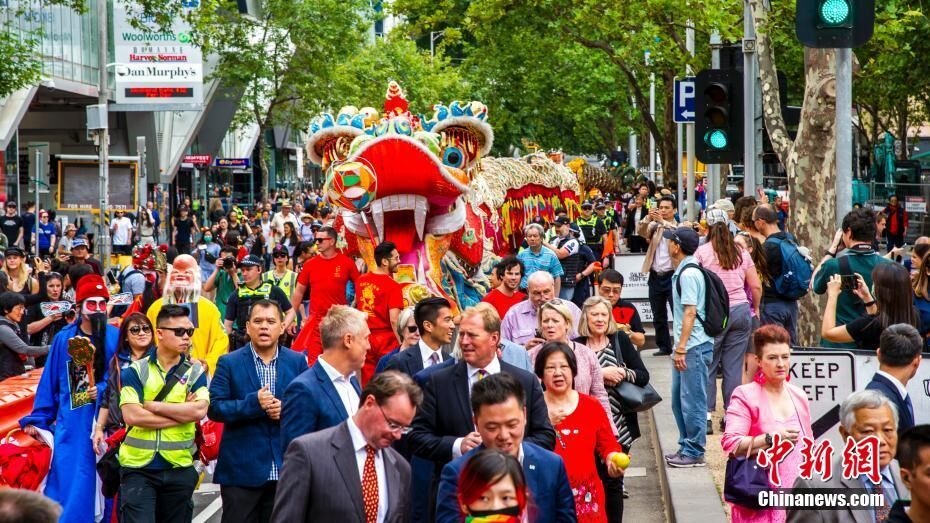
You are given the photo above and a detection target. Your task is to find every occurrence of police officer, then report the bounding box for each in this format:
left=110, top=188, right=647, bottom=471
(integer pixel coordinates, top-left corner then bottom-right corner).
left=576, top=201, right=609, bottom=259
left=223, top=255, right=295, bottom=350
left=262, top=245, right=298, bottom=300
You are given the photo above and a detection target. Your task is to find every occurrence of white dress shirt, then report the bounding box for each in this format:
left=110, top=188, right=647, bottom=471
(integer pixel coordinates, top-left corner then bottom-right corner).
left=347, top=417, right=388, bottom=523
left=418, top=340, right=444, bottom=369
left=317, top=356, right=360, bottom=416
left=453, top=357, right=503, bottom=458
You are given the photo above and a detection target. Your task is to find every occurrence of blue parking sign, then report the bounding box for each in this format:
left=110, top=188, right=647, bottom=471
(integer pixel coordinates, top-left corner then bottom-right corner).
left=674, top=78, right=696, bottom=123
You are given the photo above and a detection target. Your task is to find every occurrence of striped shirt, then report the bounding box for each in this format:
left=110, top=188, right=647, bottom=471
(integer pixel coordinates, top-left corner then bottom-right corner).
left=517, top=247, right=563, bottom=288
left=251, top=345, right=279, bottom=481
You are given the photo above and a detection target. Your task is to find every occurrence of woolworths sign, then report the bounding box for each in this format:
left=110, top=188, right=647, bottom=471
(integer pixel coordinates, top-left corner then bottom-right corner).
left=112, top=0, right=203, bottom=109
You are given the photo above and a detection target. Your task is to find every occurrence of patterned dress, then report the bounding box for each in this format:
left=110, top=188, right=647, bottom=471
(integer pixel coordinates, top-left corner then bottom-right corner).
left=552, top=393, right=623, bottom=523
left=594, top=347, right=636, bottom=451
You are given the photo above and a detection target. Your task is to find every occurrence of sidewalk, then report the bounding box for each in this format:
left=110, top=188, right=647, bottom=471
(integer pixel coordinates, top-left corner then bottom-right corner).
left=643, top=349, right=729, bottom=523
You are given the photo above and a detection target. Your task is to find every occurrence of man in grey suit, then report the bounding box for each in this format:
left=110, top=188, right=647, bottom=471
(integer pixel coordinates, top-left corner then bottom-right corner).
left=271, top=371, right=423, bottom=523
left=788, top=390, right=910, bottom=523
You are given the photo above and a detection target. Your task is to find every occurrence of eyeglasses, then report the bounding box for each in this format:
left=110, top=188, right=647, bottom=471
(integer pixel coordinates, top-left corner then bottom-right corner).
left=407, top=326, right=418, bottom=334
left=129, top=325, right=152, bottom=335
left=546, top=298, right=564, bottom=306
left=314, top=237, right=331, bottom=244
left=83, top=299, right=108, bottom=312
left=377, top=402, right=412, bottom=435
left=599, top=286, right=622, bottom=295
left=158, top=327, right=195, bottom=338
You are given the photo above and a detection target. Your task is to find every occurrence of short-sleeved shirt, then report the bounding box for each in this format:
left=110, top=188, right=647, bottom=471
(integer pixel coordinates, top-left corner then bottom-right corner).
left=672, top=256, right=712, bottom=349
left=694, top=242, right=754, bottom=306
left=296, top=254, right=360, bottom=317
left=225, top=283, right=293, bottom=328
left=517, top=247, right=563, bottom=288
left=112, top=217, right=134, bottom=245
left=482, top=288, right=526, bottom=320
left=37, top=222, right=56, bottom=250
left=845, top=314, right=882, bottom=351
left=355, top=272, right=403, bottom=332
left=0, top=215, right=22, bottom=245
left=214, top=271, right=237, bottom=319
left=612, top=300, right=645, bottom=334
left=120, top=354, right=209, bottom=469
left=762, top=232, right=789, bottom=301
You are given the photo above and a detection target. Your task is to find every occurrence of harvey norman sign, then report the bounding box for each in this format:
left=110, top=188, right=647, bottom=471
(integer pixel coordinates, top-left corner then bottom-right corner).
left=112, top=0, right=204, bottom=109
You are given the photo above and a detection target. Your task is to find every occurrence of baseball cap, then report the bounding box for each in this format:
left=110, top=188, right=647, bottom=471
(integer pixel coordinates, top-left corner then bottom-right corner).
left=705, top=208, right=729, bottom=226
left=712, top=198, right=735, bottom=213
left=554, top=216, right=571, bottom=226
left=72, top=238, right=89, bottom=249
left=238, top=254, right=263, bottom=268
left=662, top=227, right=700, bottom=255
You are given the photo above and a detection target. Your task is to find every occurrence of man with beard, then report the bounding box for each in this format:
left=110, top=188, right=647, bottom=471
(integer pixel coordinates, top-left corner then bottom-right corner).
left=146, top=254, right=228, bottom=375
left=20, top=274, right=119, bottom=523
left=355, top=241, right=404, bottom=385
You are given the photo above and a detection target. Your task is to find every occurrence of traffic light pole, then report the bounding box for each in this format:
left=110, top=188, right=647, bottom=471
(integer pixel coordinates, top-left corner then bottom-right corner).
left=97, top=0, right=111, bottom=276
left=743, top=0, right=758, bottom=195
left=835, top=48, right=853, bottom=224
left=708, top=32, right=722, bottom=204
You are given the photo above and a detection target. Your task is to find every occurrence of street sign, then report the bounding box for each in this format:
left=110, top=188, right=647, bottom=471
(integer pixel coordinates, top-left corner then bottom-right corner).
left=673, top=77, right=696, bottom=123
left=789, top=350, right=856, bottom=445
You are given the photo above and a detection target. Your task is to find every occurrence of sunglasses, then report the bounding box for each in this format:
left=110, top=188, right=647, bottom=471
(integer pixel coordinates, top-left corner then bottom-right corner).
left=407, top=326, right=418, bottom=334
left=314, top=238, right=331, bottom=244
left=129, top=325, right=152, bottom=335
left=158, top=327, right=195, bottom=338
left=273, top=253, right=288, bottom=258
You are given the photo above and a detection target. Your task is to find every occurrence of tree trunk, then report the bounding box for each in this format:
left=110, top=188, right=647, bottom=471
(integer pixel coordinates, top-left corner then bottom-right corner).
left=751, top=0, right=838, bottom=346
left=256, top=125, right=270, bottom=197
left=661, top=71, right=678, bottom=186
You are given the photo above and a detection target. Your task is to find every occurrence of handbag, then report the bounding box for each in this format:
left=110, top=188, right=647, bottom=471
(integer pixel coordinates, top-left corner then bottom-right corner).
left=605, top=334, right=662, bottom=413
left=724, top=439, right=771, bottom=510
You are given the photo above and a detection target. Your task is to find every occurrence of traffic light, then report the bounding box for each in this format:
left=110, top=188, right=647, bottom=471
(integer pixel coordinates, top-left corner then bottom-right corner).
left=695, top=69, right=743, bottom=164
left=609, top=149, right=628, bottom=168
left=796, top=0, right=875, bottom=48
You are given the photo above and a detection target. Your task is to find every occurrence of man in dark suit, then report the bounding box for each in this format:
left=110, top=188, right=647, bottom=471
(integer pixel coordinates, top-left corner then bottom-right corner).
left=788, top=390, right=910, bottom=523
left=383, top=297, right=453, bottom=378
left=889, top=424, right=930, bottom=522
left=408, top=303, right=556, bottom=516
left=272, top=371, right=422, bottom=523
left=280, top=305, right=368, bottom=452
left=436, top=373, right=575, bottom=523
left=208, top=300, right=309, bottom=523
left=865, top=324, right=922, bottom=434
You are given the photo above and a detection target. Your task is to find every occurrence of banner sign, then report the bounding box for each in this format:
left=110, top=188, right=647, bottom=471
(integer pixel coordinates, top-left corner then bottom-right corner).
left=214, top=158, right=250, bottom=169
left=612, top=254, right=649, bottom=300
left=182, top=154, right=211, bottom=165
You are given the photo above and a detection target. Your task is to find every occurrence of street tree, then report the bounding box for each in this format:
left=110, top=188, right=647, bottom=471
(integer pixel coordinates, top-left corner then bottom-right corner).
left=189, top=0, right=369, bottom=194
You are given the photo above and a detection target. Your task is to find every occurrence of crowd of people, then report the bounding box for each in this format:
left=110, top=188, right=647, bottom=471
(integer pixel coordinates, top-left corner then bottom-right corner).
left=0, top=183, right=925, bottom=523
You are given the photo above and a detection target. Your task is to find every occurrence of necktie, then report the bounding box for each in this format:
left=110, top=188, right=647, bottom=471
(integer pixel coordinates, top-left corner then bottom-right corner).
left=428, top=352, right=440, bottom=368
left=870, top=480, right=889, bottom=523
left=362, top=445, right=378, bottom=523
left=477, top=369, right=489, bottom=381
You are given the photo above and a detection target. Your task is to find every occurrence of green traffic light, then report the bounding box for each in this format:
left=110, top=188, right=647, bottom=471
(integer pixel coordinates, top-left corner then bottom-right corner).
left=818, top=0, right=851, bottom=26
left=704, top=130, right=728, bottom=150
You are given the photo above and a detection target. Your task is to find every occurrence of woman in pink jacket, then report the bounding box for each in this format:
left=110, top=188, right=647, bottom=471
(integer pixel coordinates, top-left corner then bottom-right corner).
left=721, top=324, right=813, bottom=523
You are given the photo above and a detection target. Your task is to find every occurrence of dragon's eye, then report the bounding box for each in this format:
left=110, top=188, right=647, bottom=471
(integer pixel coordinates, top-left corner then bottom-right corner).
left=443, top=146, right=464, bottom=168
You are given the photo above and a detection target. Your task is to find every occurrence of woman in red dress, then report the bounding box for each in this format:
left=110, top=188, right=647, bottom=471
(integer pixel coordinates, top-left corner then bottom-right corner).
left=535, top=341, right=626, bottom=523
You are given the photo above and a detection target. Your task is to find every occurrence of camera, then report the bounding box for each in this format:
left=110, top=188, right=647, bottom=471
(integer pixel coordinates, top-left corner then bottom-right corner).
left=222, top=256, right=236, bottom=271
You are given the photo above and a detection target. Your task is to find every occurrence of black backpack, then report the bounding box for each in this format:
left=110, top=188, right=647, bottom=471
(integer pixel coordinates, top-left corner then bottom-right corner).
left=675, top=262, right=730, bottom=337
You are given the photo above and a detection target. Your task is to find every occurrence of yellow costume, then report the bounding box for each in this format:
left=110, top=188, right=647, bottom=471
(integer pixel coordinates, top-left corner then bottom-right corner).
left=147, top=297, right=228, bottom=375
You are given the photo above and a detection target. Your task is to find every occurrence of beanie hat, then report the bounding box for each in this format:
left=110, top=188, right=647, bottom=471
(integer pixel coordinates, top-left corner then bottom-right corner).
left=75, top=274, right=110, bottom=303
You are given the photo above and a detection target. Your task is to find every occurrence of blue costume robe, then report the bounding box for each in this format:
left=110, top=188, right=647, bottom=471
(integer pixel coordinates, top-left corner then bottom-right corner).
left=20, top=322, right=119, bottom=523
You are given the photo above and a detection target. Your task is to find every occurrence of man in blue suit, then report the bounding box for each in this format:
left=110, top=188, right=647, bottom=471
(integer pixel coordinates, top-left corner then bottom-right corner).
left=208, top=300, right=308, bottom=523
left=280, top=304, right=368, bottom=452
left=865, top=324, right=923, bottom=433
left=436, top=373, right=576, bottom=523
left=383, top=297, right=453, bottom=378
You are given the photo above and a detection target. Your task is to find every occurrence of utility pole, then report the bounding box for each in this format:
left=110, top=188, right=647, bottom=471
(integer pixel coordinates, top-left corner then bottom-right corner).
left=646, top=51, right=656, bottom=183
left=743, top=0, right=759, bottom=196
left=685, top=21, right=696, bottom=221
left=835, top=48, right=852, bottom=223
left=430, top=30, right=444, bottom=60
left=97, top=0, right=111, bottom=275
left=629, top=97, right=638, bottom=169
left=136, top=136, right=147, bottom=209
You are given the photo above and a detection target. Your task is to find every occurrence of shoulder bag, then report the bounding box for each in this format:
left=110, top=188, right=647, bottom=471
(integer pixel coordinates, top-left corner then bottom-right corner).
left=606, top=333, right=662, bottom=413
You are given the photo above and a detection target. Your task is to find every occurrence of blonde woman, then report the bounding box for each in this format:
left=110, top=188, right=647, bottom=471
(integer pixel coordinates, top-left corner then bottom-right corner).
left=2, top=247, right=38, bottom=295
left=528, top=299, right=612, bottom=430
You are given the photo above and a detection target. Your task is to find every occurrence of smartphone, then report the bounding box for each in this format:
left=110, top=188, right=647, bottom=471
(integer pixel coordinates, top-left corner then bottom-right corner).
left=840, top=274, right=859, bottom=291
left=535, top=329, right=543, bottom=339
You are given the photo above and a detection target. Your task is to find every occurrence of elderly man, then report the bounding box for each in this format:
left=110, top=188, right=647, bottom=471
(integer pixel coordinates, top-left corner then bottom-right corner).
left=517, top=223, right=564, bottom=294
left=788, top=390, right=910, bottom=523
left=280, top=305, right=369, bottom=452
left=500, top=271, right=581, bottom=349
